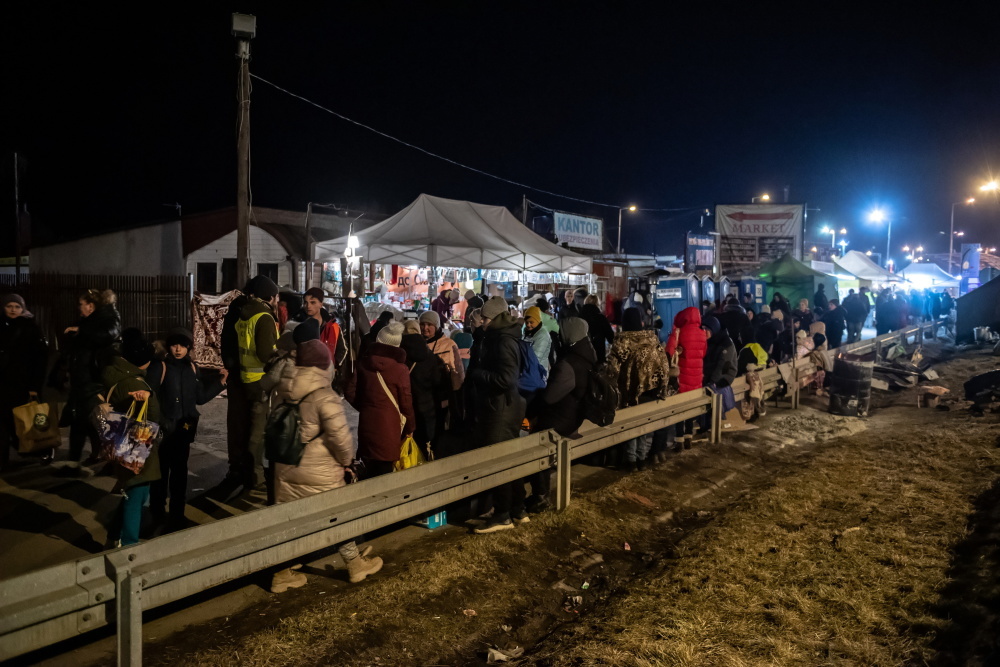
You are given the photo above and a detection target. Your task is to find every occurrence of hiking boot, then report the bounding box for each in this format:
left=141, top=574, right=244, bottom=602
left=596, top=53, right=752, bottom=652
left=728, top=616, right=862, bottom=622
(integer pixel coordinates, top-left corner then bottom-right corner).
left=673, top=441, right=683, bottom=453
left=683, top=435, right=693, bottom=450
left=270, top=565, right=306, bottom=593
left=474, top=518, right=515, bottom=534
left=511, top=510, right=531, bottom=524
left=347, top=555, right=383, bottom=583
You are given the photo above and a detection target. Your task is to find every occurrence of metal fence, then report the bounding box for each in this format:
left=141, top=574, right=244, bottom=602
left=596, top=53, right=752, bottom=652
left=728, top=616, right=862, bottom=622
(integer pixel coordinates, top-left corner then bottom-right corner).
left=0, top=273, right=191, bottom=345
left=0, top=322, right=937, bottom=666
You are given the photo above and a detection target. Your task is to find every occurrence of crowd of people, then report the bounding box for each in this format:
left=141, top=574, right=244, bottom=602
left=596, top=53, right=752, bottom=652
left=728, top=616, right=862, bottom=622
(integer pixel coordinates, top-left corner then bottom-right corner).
left=0, top=277, right=957, bottom=589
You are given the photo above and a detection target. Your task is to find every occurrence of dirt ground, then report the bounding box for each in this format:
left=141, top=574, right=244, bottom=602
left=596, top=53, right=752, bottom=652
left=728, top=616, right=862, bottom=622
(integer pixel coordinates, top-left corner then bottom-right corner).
left=115, top=341, right=1000, bottom=667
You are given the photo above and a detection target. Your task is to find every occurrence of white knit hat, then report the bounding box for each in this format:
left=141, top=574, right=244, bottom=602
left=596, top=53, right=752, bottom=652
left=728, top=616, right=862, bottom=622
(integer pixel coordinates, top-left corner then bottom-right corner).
left=376, top=321, right=405, bottom=347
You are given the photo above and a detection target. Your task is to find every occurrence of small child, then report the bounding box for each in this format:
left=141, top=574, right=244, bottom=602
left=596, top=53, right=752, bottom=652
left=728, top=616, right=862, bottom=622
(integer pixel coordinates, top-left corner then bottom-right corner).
left=148, top=327, right=226, bottom=531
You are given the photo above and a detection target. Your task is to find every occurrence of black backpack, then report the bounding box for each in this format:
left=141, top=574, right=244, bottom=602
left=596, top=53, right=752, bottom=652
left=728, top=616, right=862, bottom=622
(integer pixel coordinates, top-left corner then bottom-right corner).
left=583, top=368, right=619, bottom=427
left=264, top=389, right=322, bottom=466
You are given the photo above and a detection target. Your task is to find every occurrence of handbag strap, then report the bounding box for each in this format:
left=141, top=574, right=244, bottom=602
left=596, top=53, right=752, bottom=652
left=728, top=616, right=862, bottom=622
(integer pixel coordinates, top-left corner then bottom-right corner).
left=376, top=371, right=405, bottom=434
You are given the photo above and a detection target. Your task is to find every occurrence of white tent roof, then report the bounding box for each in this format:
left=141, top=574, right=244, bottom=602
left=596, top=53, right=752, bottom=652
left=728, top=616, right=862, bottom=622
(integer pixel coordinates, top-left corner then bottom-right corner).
left=896, top=261, right=960, bottom=288
left=834, top=250, right=902, bottom=282
left=315, top=194, right=592, bottom=273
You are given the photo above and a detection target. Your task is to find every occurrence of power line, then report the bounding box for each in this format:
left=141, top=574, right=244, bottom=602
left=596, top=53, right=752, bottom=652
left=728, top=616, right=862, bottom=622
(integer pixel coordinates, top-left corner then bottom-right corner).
left=251, top=73, right=695, bottom=211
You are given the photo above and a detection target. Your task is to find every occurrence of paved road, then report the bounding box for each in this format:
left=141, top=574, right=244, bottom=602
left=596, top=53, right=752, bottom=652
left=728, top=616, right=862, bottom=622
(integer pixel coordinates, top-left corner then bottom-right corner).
left=0, top=392, right=361, bottom=579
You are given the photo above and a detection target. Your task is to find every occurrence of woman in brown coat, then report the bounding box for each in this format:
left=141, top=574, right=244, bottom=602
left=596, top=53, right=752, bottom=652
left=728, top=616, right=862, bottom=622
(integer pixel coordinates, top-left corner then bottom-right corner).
left=270, top=340, right=383, bottom=592
left=345, top=322, right=415, bottom=478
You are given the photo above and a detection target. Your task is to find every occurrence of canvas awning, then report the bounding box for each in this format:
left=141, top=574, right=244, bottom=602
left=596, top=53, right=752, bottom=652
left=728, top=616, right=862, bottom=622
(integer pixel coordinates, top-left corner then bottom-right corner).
left=896, top=262, right=959, bottom=288
left=315, top=194, right=592, bottom=273
left=834, top=250, right=902, bottom=282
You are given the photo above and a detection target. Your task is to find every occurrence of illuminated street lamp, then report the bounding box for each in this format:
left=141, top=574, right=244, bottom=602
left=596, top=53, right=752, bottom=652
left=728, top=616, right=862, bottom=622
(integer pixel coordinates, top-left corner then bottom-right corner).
left=949, top=197, right=975, bottom=274
left=751, top=193, right=771, bottom=203
left=820, top=226, right=848, bottom=249
left=837, top=239, right=849, bottom=255
left=868, top=208, right=892, bottom=269
left=981, top=180, right=999, bottom=192
left=617, top=205, right=637, bottom=256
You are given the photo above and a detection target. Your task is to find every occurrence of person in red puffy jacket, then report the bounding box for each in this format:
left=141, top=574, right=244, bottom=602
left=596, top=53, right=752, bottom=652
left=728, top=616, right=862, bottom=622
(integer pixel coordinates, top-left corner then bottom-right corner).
left=665, top=306, right=709, bottom=450
left=666, top=306, right=708, bottom=393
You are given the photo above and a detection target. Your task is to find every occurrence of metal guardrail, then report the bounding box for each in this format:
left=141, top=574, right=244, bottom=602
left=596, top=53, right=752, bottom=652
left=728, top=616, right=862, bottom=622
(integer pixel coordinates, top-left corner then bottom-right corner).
left=0, top=321, right=938, bottom=665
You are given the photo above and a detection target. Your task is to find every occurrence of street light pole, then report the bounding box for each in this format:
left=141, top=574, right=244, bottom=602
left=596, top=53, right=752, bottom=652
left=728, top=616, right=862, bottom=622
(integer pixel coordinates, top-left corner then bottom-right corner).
left=617, top=205, right=636, bottom=256
left=949, top=198, right=975, bottom=274
left=886, top=217, right=892, bottom=271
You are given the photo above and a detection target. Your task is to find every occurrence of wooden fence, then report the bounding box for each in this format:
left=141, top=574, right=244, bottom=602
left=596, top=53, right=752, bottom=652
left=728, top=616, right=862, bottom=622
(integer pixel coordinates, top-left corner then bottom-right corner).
left=0, top=273, right=191, bottom=347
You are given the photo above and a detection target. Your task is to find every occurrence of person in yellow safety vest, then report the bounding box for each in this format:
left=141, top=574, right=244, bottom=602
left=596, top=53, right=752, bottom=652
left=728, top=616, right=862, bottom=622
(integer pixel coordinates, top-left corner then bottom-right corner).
left=234, top=275, right=280, bottom=499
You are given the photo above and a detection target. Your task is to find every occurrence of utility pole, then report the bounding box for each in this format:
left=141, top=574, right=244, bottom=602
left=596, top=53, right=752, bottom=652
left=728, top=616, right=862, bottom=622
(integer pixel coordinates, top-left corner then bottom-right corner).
left=12, top=153, right=22, bottom=287
left=232, top=14, right=256, bottom=289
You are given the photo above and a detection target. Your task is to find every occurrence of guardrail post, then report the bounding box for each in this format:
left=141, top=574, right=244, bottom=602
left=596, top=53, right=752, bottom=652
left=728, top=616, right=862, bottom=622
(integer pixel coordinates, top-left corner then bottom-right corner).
left=555, top=437, right=571, bottom=511
left=108, top=554, right=142, bottom=667
left=709, top=392, right=723, bottom=444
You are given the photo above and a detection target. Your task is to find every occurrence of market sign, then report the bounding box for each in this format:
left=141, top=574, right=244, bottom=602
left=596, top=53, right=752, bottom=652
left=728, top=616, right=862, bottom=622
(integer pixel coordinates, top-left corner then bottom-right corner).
left=554, top=212, right=603, bottom=251
left=716, top=204, right=804, bottom=271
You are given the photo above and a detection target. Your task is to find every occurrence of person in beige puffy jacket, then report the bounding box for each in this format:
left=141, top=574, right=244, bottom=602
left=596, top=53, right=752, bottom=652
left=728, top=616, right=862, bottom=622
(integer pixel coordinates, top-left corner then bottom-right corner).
left=270, top=339, right=384, bottom=592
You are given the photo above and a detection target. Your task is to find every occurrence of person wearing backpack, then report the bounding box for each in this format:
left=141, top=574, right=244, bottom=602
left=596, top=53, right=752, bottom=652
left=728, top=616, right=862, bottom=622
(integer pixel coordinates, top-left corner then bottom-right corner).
left=518, top=308, right=549, bottom=403
left=525, top=317, right=597, bottom=512
left=522, top=306, right=551, bottom=373
left=270, top=339, right=384, bottom=592
left=345, top=322, right=414, bottom=478
left=470, top=296, right=528, bottom=533
left=147, top=328, right=226, bottom=531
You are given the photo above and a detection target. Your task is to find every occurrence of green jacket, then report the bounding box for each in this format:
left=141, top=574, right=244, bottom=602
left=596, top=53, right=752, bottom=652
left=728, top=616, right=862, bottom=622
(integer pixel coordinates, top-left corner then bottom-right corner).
left=101, top=355, right=162, bottom=488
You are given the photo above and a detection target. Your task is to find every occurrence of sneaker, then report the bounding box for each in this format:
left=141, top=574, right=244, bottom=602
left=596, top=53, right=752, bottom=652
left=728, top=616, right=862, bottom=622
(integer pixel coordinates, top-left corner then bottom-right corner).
left=474, top=518, right=515, bottom=534
left=526, top=497, right=551, bottom=514
left=207, top=476, right=244, bottom=502
left=511, top=510, right=531, bottom=524
left=270, top=566, right=307, bottom=593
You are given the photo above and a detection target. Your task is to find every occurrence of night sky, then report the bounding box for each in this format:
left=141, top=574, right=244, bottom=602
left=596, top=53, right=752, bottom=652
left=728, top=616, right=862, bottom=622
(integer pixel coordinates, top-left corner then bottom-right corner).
left=6, top=4, right=1000, bottom=260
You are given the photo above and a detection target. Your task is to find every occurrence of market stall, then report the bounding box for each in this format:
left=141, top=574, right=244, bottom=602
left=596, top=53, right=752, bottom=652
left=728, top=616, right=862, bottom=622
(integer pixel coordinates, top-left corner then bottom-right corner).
left=755, top=252, right=839, bottom=308
left=314, top=194, right=593, bottom=317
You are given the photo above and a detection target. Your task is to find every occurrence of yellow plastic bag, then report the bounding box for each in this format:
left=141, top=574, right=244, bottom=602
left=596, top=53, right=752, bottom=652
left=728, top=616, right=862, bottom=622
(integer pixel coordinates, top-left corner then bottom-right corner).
left=394, top=435, right=426, bottom=471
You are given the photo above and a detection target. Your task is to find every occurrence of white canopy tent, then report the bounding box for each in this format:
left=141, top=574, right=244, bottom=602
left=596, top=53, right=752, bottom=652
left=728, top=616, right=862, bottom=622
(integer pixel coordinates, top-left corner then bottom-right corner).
left=314, top=194, right=592, bottom=273
left=834, top=250, right=902, bottom=283
left=896, top=262, right=960, bottom=289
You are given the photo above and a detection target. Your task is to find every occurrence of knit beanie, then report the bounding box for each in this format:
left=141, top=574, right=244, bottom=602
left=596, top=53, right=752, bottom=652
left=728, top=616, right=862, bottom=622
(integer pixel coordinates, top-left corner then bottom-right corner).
left=418, top=310, right=441, bottom=329
left=245, top=275, right=279, bottom=302
left=523, top=306, right=542, bottom=323
left=464, top=289, right=476, bottom=300
left=376, top=321, right=404, bottom=347
left=121, top=328, right=153, bottom=367
left=165, top=327, right=194, bottom=349
left=621, top=307, right=643, bottom=332
left=293, top=317, right=321, bottom=344
left=796, top=329, right=808, bottom=340
left=561, top=316, right=589, bottom=345
left=296, top=339, right=331, bottom=370
left=702, top=316, right=721, bottom=336
left=2, top=293, right=31, bottom=318
left=403, top=320, right=421, bottom=335
left=759, top=305, right=771, bottom=314
left=481, top=296, right=508, bottom=320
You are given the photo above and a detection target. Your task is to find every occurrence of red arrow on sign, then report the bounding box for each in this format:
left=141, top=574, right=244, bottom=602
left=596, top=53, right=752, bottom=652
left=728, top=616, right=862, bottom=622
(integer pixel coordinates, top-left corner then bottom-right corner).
left=725, top=211, right=795, bottom=221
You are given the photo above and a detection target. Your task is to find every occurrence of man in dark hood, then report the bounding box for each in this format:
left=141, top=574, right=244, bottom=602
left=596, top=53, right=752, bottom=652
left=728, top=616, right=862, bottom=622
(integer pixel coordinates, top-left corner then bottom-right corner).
left=579, top=296, right=614, bottom=364
left=702, top=316, right=737, bottom=388
left=717, top=296, right=751, bottom=350
left=470, top=296, right=527, bottom=533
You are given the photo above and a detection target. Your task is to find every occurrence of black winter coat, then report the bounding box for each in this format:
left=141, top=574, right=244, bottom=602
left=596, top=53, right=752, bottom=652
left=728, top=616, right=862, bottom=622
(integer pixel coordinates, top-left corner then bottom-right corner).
left=580, top=304, right=614, bottom=364
left=821, top=306, right=848, bottom=338
left=65, top=305, right=120, bottom=416
left=148, top=355, right=225, bottom=435
left=468, top=315, right=525, bottom=446
left=537, top=338, right=596, bottom=436
left=0, top=315, right=47, bottom=405
left=400, top=333, right=446, bottom=419
left=703, top=330, right=737, bottom=388
left=718, top=306, right=751, bottom=349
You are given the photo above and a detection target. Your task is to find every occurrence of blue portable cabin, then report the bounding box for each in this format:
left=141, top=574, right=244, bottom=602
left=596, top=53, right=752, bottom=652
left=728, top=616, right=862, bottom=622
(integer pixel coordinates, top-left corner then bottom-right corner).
left=699, top=275, right=717, bottom=308
left=717, top=276, right=733, bottom=302
left=652, top=273, right=700, bottom=341
left=731, top=276, right=767, bottom=311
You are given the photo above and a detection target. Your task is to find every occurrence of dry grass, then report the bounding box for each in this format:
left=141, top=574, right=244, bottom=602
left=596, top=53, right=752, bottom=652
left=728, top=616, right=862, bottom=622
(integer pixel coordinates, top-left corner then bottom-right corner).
left=529, top=420, right=1000, bottom=666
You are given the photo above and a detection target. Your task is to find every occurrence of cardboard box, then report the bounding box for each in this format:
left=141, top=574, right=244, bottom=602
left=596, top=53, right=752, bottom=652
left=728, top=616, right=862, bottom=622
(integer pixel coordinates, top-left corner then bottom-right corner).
left=416, top=511, right=447, bottom=530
